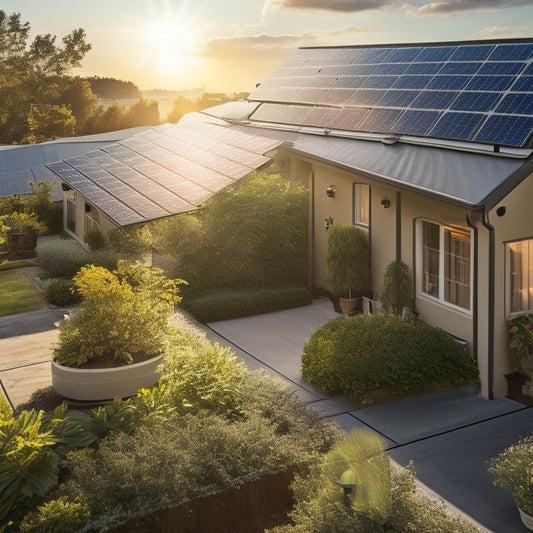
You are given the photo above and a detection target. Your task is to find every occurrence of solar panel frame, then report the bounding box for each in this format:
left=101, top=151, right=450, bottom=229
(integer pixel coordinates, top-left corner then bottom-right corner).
left=392, top=110, right=441, bottom=136
left=430, top=112, right=486, bottom=141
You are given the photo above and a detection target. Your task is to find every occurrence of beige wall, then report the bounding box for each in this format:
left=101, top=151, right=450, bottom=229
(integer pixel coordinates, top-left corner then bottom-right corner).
left=63, top=189, right=118, bottom=246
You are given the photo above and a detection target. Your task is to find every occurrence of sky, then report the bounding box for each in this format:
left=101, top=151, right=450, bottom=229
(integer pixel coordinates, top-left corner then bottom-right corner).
left=3, top=0, right=533, bottom=93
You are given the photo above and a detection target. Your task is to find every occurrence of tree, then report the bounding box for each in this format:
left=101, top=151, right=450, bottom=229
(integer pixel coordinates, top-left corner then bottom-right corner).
left=23, top=104, right=76, bottom=143
left=0, top=10, right=92, bottom=144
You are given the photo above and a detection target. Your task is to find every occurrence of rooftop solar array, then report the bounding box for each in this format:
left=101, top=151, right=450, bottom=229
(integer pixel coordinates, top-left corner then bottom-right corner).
left=47, top=114, right=283, bottom=227
left=248, top=40, right=533, bottom=148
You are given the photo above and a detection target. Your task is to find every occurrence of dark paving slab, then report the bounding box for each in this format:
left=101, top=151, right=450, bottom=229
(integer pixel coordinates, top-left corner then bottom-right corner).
left=350, top=386, right=526, bottom=446
left=0, top=308, right=67, bottom=338
left=389, top=407, right=533, bottom=533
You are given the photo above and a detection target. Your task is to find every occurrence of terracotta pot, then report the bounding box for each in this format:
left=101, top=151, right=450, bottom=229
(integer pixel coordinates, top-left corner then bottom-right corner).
left=339, top=297, right=360, bottom=316
left=51, top=355, right=163, bottom=401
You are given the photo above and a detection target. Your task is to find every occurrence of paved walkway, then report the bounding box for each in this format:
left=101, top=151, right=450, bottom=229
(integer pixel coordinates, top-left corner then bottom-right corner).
left=1, top=300, right=532, bottom=532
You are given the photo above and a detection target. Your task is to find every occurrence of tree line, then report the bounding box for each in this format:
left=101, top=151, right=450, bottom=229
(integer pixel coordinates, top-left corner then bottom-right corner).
left=0, top=11, right=248, bottom=145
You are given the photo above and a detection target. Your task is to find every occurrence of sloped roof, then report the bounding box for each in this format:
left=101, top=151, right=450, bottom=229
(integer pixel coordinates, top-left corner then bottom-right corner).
left=247, top=38, right=533, bottom=151
left=46, top=114, right=283, bottom=227
left=0, top=126, right=153, bottom=200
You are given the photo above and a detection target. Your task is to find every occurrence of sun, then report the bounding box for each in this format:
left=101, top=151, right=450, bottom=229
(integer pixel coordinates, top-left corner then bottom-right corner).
left=144, top=20, right=197, bottom=71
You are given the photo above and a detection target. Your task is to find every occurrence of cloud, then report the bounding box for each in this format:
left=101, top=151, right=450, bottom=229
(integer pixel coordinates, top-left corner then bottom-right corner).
left=262, top=0, right=531, bottom=16
left=404, top=0, right=532, bottom=17
left=197, top=26, right=381, bottom=62
left=474, top=24, right=533, bottom=38
left=263, top=0, right=393, bottom=14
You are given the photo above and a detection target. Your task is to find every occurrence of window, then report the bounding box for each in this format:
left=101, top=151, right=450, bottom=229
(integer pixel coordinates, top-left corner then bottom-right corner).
left=85, top=214, right=99, bottom=234
left=419, top=220, right=471, bottom=310
left=66, top=198, right=76, bottom=233
left=508, top=239, right=533, bottom=313
left=354, top=183, right=370, bottom=227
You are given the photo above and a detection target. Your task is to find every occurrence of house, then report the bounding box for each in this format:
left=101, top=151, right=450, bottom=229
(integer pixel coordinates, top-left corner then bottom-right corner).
left=48, top=38, right=533, bottom=399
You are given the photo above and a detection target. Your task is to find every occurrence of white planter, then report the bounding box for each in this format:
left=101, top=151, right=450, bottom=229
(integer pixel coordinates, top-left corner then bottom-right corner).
left=51, top=355, right=163, bottom=401
left=519, top=508, right=533, bottom=531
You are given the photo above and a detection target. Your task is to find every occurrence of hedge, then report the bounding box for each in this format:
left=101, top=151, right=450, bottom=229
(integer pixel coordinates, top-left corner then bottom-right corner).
left=301, top=314, right=478, bottom=403
left=184, top=286, right=313, bottom=323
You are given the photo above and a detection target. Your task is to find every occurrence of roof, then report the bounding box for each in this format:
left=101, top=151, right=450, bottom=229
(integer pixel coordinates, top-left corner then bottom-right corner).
left=247, top=38, right=533, bottom=151
left=46, top=115, right=282, bottom=227
left=0, top=126, right=153, bottom=201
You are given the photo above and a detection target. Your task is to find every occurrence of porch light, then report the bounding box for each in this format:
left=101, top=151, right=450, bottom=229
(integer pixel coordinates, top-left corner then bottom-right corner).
left=381, top=198, right=391, bottom=208
left=326, top=185, right=336, bottom=198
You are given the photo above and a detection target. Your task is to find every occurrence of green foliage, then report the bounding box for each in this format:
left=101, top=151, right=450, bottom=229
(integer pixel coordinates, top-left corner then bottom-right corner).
left=107, top=224, right=153, bottom=261
left=379, top=261, right=412, bottom=316
left=0, top=260, right=34, bottom=271
left=506, top=313, right=533, bottom=370
left=43, top=278, right=81, bottom=306
left=488, top=435, right=533, bottom=515
left=0, top=409, right=59, bottom=526
left=18, top=496, right=90, bottom=533
left=23, top=104, right=76, bottom=143
left=325, top=223, right=370, bottom=298
left=270, top=460, right=483, bottom=533
left=301, top=314, right=478, bottom=403
left=155, top=165, right=308, bottom=295
left=86, top=76, right=139, bottom=99
left=0, top=212, right=44, bottom=248
left=52, top=262, right=183, bottom=366
left=0, top=269, right=43, bottom=317
left=82, top=229, right=105, bottom=251
left=160, top=329, right=247, bottom=416
left=36, top=236, right=118, bottom=278
left=184, top=286, right=312, bottom=323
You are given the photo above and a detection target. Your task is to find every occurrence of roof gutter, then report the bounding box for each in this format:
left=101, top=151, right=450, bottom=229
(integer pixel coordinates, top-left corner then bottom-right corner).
left=481, top=209, right=495, bottom=400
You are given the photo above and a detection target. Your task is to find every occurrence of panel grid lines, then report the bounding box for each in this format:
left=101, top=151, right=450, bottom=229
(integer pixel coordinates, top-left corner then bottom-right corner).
left=248, top=40, right=533, bottom=147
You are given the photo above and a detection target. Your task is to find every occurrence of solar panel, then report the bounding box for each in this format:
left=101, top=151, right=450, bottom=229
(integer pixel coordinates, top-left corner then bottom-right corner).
left=475, top=115, right=533, bottom=146
left=247, top=39, right=533, bottom=147
left=393, top=110, right=440, bottom=136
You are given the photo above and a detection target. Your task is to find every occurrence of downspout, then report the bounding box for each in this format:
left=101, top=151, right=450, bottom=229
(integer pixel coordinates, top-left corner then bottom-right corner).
left=395, top=191, right=402, bottom=261
left=481, top=209, right=495, bottom=400
left=466, top=213, right=478, bottom=365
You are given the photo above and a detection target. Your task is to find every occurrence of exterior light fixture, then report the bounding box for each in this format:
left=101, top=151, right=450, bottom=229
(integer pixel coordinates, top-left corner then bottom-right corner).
left=325, top=216, right=334, bottom=231
left=335, top=479, right=356, bottom=496
left=326, top=185, right=336, bottom=198
left=381, top=198, right=391, bottom=208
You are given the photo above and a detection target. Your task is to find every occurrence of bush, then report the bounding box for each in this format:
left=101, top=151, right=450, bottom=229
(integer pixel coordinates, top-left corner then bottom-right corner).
left=44, top=278, right=81, bottom=306
left=184, top=286, right=312, bottom=323
left=379, top=261, right=412, bottom=316
left=36, top=236, right=118, bottom=278
left=18, top=497, right=90, bottom=533
left=83, top=229, right=106, bottom=251
left=107, top=224, right=152, bottom=261
left=302, top=314, right=478, bottom=403
left=53, top=263, right=183, bottom=367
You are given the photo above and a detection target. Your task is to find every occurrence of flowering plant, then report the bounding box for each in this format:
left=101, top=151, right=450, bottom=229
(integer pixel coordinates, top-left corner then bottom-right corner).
left=488, top=436, right=533, bottom=515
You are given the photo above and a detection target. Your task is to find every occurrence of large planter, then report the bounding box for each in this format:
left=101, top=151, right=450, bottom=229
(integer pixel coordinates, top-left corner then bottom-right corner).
left=51, top=355, right=163, bottom=401
left=339, top=296, right=360, bottom=316
left=504, top=372, right=528, bottom=396
left=519, top=508, right=533, bottom=531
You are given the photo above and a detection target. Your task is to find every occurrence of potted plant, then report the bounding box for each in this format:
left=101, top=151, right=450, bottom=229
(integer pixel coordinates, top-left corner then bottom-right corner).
left=0, top=211, right=45, bottom=257
left=325, top=222, right=370, bottom=315
left=51, top=261, right=184, bottom=401
left=488, top=436, right=533, bottom=530
left=379, top=261, right=413, bottom=316
left=505, top=313, right=533, bottom=397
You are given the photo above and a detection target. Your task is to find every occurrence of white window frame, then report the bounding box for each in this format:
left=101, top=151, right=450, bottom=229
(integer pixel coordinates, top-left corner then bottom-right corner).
left=353, top=183, right=370, bottom=228
left=416, top=219, right=473, bottom=313
left=85, top=214, right=100, bottom=234
left=506, top=238, right=533, bottom=314
left=66, top=197, right=76, bottom=234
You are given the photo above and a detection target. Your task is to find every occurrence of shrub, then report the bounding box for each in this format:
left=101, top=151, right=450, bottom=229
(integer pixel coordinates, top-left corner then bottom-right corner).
left=268, top=457, right=484, bottom=533
left=184, top=286, right=312, bottom=323
left=52, top=263, right=184, bottom=367
left=83, top=229, right=106, bottom=251
left=379, top=261, right=412, bottom=316
left=18, top=497, right=90, bottom=533
left=107, top=224, right=153, bottom=261
left=44, top=278, right=81, bottom=307
left=301, top=314, right=478, bottom=403
left=488, top=435, right=533, bottom=515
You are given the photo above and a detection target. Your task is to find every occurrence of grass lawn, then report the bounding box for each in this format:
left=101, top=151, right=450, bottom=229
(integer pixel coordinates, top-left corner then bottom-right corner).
left=0, top=269, right=43, bottom=317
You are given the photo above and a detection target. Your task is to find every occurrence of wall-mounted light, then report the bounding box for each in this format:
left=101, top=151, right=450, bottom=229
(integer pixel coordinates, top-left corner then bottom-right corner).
left=326, top=185, right=336, bottom=198
left=61, top=183, right=71, bottom=192
left=381, top=198, right=391, bottom=209
left=325, top=216, right=334, bottom=231
left=496, top=206, right=506, bottom=217
left=85, top=203, right=91, bottom=212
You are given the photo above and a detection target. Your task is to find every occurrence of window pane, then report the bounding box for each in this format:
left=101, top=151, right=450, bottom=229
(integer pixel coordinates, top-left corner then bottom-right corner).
left=444, top=227, right=470, bottom=309
left=354, top=183, right=370, bottom=226
left=509, top=240, right=533, bottom=313
left=66, top=198, right=76, bottom=233
left=422, top=221, right=439, bottom=297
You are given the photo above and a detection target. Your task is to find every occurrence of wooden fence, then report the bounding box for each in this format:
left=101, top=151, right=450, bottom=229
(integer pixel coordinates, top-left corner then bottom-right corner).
left=114, top=470, right=295, bottom=533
